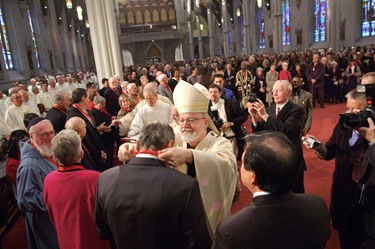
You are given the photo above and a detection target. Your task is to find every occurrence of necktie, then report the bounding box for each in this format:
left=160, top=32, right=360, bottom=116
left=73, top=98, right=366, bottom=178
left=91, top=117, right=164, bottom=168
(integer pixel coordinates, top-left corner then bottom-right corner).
left=276, top=106, right=281, bottom=119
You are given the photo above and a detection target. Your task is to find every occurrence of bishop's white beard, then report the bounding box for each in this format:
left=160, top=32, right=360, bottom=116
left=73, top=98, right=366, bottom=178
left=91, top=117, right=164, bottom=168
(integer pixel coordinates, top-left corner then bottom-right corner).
left=34, top=142, right=53, bottom=157
left=180, top=128, right=205, bottom=144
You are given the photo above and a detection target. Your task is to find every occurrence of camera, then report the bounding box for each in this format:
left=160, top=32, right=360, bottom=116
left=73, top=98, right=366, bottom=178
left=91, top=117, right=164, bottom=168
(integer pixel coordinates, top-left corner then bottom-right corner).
left=305, top=137, right=320, bottom=149
left=248, top=93, right=257, bottom=103
left=339, top=108, right=375, bottom=129
left=210, top=106, right=224, bottom=129
left=339, top=84, right=375, bottom=130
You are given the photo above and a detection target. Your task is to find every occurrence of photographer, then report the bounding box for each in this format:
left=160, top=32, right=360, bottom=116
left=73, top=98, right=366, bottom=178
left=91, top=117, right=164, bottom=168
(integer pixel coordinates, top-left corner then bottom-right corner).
left=303, top=89, right=369, bottom=249
left=208, top=84, right=248, bottom=158
left=208, top=84, right=248, bottom=200
left=247, top=80, right=306, bottom=193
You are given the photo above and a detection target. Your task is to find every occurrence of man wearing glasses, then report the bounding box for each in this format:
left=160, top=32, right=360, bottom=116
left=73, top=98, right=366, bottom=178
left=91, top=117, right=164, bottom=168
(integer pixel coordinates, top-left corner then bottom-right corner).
left=16, top=117, right=59, bottom=249
left=119, top=81, right=237, bottom=237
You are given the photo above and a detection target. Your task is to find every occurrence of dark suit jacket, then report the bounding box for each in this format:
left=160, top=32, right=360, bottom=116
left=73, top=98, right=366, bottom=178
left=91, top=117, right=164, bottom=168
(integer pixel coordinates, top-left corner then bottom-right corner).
left=66, top=106, right=102, bottom=171
left=46, top=107, right=67, bottom=133
left=322, top=124, right=367, bottom=231
left=208, top=100, right=248, bottom=139
left=253, top=101, right=306, bottom=171
left=355, top=143, right=375, bottom=244
left=215, top=192, right=330, bottom=249
left=95, top=157, right=212, bottom=249
left=306, top=62, right=325, bottom=89
left=223, top=70, right=236, bottom=90
left=103, top=87, right=121, bottom=116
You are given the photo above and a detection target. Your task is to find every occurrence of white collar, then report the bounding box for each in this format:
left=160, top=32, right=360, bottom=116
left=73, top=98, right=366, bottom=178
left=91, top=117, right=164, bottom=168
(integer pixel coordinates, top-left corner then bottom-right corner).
left=253, top=191, right=270, bottom=198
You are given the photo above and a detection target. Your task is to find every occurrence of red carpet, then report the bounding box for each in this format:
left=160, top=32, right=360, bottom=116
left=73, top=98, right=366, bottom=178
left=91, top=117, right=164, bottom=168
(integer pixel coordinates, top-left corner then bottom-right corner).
left=1, top=103, right=344, bottom=249
left=231, top=102, right=345, bottom=249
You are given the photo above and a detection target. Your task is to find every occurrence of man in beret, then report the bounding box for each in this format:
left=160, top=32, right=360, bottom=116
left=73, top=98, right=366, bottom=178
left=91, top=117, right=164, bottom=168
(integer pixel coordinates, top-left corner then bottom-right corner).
left=16, top=117, right=59, bottom=249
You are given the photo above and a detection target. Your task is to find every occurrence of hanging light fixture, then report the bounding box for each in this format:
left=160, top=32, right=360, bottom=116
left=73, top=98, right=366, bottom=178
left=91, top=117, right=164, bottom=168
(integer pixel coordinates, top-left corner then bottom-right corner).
left=66, top=0, right=72, bottom=9
left=200, top=24, right=203, bottom=31
left=257, top=0, right=262, bottom=8
left=236, top=7, right=241, bottom=17
left=77, top=5, right=83, bottom=20
left=85, top=19, right=90, bottom=28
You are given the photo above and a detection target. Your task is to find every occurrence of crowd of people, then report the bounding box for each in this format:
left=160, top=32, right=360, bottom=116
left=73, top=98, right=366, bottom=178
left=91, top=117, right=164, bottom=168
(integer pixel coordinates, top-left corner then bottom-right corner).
left=0, top=45, right=375, bottom=248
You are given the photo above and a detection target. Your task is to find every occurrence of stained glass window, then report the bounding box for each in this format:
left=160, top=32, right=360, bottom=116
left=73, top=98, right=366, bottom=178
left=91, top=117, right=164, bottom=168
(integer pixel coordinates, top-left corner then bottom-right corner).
left=258, top=6, right=265, bottom=49
left=281, top=0, right=291, bottom=45
left=239, top=15, right=244, bottom=52
left=362, top=0, right=375, bottom=37
left=314, top=0, right=327, bottom=42
left=0, top=1, right=13, bottom=69
left=27, top=7, right=40, bottom=68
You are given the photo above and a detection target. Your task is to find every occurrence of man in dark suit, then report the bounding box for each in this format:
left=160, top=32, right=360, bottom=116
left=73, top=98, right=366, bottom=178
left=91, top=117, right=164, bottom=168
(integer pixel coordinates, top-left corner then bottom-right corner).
left=247, top=80, right=306, bottom=193
left=215, top=131, right=331, bottom=249
left=306, top=53, right=325, bottom=108
left=223, top=63, right=238, bottom=99
left=207, top=84, right=247, bottom=158
left=46, top=92, right=71, bottom=133
left=66, top=88, right=109, bottom=172
left=208, top=84, right=248, bottom=200
left=103, top=76, right=121, bottom=116
left=303, top=89, right=369, bottom=249
left=95, top=122, right=212, bottom=249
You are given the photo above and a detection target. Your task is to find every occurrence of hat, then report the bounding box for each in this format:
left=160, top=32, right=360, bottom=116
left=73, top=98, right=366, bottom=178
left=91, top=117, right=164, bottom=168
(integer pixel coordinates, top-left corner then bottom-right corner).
left=173, top=80, right=219, bottom=135
left=28, top=117, right=45, bottom=130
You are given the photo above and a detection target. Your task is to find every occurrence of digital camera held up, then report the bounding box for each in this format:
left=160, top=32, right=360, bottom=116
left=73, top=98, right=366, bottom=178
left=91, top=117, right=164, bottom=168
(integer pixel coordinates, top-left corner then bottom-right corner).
left=339, top=84, right=375, bottom=129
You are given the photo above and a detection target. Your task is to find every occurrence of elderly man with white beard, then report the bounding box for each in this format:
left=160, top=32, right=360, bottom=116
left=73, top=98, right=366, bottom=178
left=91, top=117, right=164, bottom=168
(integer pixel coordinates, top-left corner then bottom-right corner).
left=16, top=117, right=59, bottom=249
left=118, top=81, right=237, bottom=238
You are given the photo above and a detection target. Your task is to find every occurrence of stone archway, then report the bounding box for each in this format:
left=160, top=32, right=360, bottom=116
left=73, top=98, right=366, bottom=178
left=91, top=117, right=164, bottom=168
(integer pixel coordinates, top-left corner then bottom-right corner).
left=146, top=44, right=161, bottom=64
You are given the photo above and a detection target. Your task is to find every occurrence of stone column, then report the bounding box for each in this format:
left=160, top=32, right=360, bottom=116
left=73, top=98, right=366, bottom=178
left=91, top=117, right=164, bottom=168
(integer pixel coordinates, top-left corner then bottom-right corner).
left=195, top=7, right=204, bottom=59
left=274, top=0, right=282, bottom=54
left=221, top=0, right=229, bottom=58
left=85, top=0, right=123, bottom=83
left=187, top=14, right=194, bottom=59
left=243, top=0, right=251, bottom=54
left=206, top=1, right=214, bottom=57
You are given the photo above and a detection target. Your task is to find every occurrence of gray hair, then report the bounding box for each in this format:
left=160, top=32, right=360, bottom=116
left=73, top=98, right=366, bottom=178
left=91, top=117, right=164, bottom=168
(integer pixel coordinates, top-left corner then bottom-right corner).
left=65, top=117, right=86, bottom=132
left=345, top=89, right=367, bottom=105
left=138, top=122, right=175, bottom=151
left=29, top=119, right=52, bottom=134
left=275, top=80, right=292, bottom=91
left=143, top=83, right=158, bottom=96
left=52, top=130, right=81, bottom=166
left=93, top=95, right=106, bottom=105
left=127, top=83, right=137, bottom=91
left=54, top=91, right=69, bottom=104
left=256, top=67, right=263, bottom=74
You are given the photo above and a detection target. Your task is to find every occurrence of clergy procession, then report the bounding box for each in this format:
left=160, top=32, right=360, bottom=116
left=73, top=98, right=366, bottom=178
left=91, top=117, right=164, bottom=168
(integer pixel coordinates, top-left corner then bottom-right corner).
left=1, top=47, right=375, bottom=248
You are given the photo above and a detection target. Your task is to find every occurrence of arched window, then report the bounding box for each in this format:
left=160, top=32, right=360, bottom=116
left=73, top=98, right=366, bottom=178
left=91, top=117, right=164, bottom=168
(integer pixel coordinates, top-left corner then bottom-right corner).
left=27, top=7, right=40, bottom=68
left=152, top=9, right=159, bottom=23
left=281, top=0, right=290, bottom=46
left=168, top=8, right=175, bottom=22
left=0, top=1, right=13, bottom=69
left=258, top=6, right=265, bottom=49
left=362, top=0, right=375, bottom=37
left=135, top=10, right=142, bottom=24
left=160, top=9, right=167, bottom=22
left=313, top=0, right=327, bottom=42
left=144, top=10, right=151, bottom=24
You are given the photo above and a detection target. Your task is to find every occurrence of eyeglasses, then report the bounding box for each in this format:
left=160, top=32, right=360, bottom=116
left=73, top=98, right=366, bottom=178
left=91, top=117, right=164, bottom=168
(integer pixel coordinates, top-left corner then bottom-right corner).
left=178, top=117, right=205, bottom=125
left=35, top=131, right=55, bottom=138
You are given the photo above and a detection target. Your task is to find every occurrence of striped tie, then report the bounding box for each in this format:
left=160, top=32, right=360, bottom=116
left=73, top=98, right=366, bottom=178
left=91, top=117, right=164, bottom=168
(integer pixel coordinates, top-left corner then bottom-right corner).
left=276, top=106, right=281, bottom=119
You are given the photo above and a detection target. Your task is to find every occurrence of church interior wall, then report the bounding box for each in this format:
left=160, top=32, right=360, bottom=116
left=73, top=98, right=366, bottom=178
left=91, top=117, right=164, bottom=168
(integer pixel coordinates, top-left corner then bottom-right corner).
left=0, top=0, right=374, bottom=91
